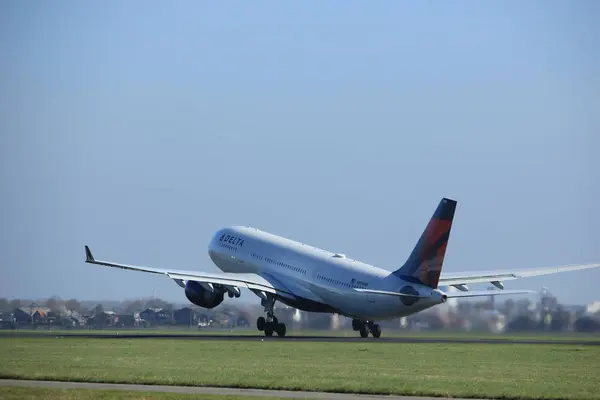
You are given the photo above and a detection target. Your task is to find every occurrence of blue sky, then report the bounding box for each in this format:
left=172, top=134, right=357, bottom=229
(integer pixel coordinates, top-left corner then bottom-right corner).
left=1, top=1, right=598, bottom=306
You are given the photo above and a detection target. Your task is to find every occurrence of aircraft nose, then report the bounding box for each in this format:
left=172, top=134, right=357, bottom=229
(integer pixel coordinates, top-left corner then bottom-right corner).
left=208, top=230, right=221, bottom=253
left=208, top=228, right=228, bottom=257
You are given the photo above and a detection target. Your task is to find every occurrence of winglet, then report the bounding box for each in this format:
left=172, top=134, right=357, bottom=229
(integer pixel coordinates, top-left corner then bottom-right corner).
left=85, top=245, right=95, bottom=263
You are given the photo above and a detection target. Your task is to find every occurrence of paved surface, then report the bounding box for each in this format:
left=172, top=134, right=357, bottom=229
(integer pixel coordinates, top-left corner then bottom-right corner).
left=0, top=379, right=489, bottom=399
left=3, top=331, right=599, bottom=345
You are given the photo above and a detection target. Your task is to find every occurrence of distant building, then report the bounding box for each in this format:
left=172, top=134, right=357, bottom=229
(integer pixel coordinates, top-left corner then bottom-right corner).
left=12, top=307, right=52, bottom=327
left=173, top=307, right=196, bottom=326
left=12, top=308, right=33, bottom=325
left=59, top=309, right=85, bottom=328
left=139, top=308, right=173, bottom=325
left=87, top=311, right=119, bottom=328
left=115, top=313, right=138, bottom=328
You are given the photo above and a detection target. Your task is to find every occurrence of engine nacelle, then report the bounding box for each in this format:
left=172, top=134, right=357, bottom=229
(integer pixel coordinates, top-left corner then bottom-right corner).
left=184, top=281, right=224, bottom=309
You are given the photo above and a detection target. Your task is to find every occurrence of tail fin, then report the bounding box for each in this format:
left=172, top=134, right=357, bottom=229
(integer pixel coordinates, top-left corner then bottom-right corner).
left=392, top=198, right=457, bottom=288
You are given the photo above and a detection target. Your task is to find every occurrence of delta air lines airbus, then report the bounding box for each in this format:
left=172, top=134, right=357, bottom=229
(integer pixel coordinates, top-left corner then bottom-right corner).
left=84, top=198, right=600, bottom=338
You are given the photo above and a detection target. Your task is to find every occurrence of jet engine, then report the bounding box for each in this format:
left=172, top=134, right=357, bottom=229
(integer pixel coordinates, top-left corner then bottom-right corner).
left=184, top=281, right=224, bottom=309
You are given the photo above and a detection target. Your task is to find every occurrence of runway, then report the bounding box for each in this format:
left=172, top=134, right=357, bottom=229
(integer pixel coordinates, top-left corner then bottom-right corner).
left=0, top=379, right=489, bottom=399
left=3, top=331, right=600, bottom=345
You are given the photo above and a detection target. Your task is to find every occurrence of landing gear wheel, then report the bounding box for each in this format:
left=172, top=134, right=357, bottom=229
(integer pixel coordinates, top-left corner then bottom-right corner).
left=359, top=325, right=369, bottom=338
left=272, top=316, right=279, bottom=325
left=371, top=324, right=381, bottom=338
left=275, top=323, right=286, bottom=337
left=257, top=317, right=266, bottom=331
left=352, top=319, right=362, bottom=331
left=264, top=325, right=274, bottom=337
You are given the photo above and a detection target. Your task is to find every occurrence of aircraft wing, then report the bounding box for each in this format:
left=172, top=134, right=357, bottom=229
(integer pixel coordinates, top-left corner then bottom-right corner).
left=354, top=288, right=533, bottom=299
left=439, top=263, right=600, bottom=288
left=84, top=245, right=293, bottom=297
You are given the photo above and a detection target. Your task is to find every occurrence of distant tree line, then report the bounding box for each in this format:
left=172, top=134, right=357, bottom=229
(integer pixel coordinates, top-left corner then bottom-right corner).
left=0, top=296, right=254, bottom=317
left=0, top=296, right=184, bottom=314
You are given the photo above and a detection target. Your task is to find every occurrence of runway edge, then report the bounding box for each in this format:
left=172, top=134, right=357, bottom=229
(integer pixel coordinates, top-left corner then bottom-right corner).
left=0, top=379, right=490, bottom=400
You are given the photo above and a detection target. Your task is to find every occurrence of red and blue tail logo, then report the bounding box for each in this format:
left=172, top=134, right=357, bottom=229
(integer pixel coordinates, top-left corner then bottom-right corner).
left=392, top=198, right=457, bottom=288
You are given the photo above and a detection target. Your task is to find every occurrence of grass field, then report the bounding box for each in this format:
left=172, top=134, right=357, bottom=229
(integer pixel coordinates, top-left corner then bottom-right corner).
left=0, top=387, right=289, bottom=400
left=2, top=337, right=599, bottom=400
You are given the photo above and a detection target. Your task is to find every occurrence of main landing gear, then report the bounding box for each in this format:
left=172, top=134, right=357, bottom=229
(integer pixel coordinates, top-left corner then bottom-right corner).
left=256, top=295, right=286, bottom=337
left=352, top=318, right=381, bottom=338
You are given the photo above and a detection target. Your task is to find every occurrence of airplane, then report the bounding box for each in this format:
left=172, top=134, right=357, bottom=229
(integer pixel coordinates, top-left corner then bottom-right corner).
left=84, top=197, right=600, bottom=338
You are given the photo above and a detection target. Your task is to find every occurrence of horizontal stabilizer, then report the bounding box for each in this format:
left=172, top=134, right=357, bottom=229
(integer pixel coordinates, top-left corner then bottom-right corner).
left=439, top=263, right=600, bottom=286
left=354, top=288, right=429, bottom=298
left=446, top=289, right=534, bottom=298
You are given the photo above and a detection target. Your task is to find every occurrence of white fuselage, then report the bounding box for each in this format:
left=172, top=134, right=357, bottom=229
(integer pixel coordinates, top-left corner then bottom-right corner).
left=207, top=226, right=445, bottom=321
